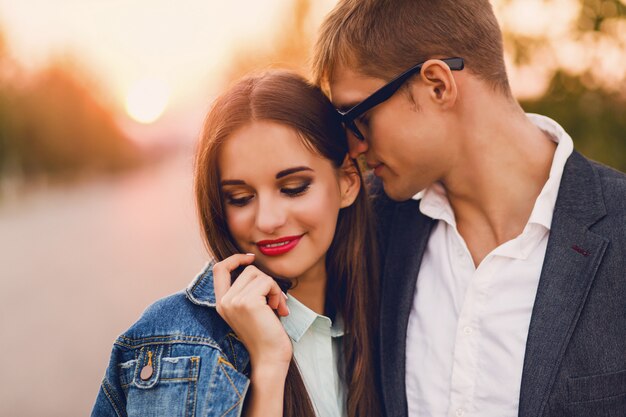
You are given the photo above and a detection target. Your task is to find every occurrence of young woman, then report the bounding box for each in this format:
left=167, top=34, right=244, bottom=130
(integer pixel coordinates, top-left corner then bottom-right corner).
left=91, top=70, right=381, bottom=417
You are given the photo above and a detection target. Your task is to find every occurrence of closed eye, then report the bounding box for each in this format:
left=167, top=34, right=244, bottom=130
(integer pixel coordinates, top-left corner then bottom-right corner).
left=281, top=182, right=310, bottom=197
left=225, top=194, right=254, bottom=207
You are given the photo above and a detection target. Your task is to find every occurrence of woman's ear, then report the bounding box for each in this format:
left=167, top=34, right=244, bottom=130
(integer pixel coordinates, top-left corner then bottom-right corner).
left=338, top=155, right=361, bottom=208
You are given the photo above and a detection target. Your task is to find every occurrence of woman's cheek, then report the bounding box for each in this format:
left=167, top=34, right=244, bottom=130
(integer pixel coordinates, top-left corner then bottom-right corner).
left=295, top=186, right=341, bottom=233
left=225, top=207, right=253, bottom=242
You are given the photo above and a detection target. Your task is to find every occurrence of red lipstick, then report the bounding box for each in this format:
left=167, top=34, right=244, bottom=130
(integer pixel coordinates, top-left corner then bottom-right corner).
left=256, top=235, right=303, bottom=256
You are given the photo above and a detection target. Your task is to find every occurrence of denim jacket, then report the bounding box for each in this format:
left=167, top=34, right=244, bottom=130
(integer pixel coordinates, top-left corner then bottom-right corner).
left=91, top=262, right=252, bottom=417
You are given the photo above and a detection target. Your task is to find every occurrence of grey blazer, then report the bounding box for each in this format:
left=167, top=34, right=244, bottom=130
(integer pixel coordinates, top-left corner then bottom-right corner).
left=373, top=151, right=626, bottom=417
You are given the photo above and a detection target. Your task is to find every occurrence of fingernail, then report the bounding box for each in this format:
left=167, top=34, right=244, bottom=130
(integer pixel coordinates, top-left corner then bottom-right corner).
left=282, top=291, right=288, bottom=300
left=245, top=253, right=255, bottom=256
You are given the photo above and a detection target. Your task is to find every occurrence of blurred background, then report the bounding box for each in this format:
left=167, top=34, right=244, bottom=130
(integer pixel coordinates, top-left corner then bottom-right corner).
left=0, top=0, right=624, bottom=415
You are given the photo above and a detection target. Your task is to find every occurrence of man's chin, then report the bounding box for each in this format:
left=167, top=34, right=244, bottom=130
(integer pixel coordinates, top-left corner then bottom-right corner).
left=382, top=181, right=419, bottom=202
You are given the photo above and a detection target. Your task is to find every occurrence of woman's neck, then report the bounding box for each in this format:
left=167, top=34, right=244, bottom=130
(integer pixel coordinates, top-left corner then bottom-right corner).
left=288, top=266, right=327, bottom=315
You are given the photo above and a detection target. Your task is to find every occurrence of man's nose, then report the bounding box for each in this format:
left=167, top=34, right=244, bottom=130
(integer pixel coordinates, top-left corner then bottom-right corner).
left=347, top=131, right=369, bottom=159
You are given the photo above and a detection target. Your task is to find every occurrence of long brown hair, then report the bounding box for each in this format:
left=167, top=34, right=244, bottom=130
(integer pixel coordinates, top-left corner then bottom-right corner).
left=194, top=70, right=381, bottom=417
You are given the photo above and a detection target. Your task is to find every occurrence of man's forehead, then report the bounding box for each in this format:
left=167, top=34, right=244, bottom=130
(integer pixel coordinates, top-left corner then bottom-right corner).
left=328, top=65, right=384, bottom=111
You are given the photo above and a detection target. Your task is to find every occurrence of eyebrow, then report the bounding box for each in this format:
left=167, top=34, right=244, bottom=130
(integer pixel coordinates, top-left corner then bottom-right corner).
left=276, top=166, right=313, bottom=179
left=220, top=179, right=246, bottom=186
left=220, top=166, right=313, bottom=186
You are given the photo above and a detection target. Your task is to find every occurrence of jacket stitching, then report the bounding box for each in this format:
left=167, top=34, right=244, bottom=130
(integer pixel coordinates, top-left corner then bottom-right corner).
left=184, top=363, right=191, bottom=417
left=102, top=378, right=126, bottom=417
left=184, top=357, right=200, bottom=417
left=218, top=356, right=235, bottom=369
left=190, top=357, right=199, bottom=417
left=220, top=397, right=243, bottom=417
left=227, top=334, right=238, bottom=368
left=218, top=360, right=244, bottom=417
left=219, top=361, right=242, bottom=398
left=186, top=262, right=217, bottom=307
left=116, top=336, right=221, bottom=351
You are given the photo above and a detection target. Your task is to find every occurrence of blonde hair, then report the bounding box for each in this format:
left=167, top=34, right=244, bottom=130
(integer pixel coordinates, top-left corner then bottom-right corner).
left=312, top=0, right=511, bottom=96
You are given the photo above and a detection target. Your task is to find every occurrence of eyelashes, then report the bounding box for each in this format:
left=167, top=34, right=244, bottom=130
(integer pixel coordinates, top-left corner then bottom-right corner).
left=224, top=181, right=312, bottom=207
left=226, top=195, right=253, bottom=207
left=281, top=182, right=310, bottom=197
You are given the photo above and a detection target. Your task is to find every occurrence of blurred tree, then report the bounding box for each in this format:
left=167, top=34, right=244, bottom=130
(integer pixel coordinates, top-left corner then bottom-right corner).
left=522, top=71, right=626, bottom=171
left=0, top=28, right=142, bottom=184
left=494, top=0, right=626, bottom=170
left=5, top=61, right=141, bottom=180
left=0, top=30, right=14, bottom=179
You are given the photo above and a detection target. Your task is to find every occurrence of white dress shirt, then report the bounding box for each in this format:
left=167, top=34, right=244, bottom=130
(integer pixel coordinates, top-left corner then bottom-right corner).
left=280, top=294, right=346, bottom=417
left=405, top=114, right=574, bottom=417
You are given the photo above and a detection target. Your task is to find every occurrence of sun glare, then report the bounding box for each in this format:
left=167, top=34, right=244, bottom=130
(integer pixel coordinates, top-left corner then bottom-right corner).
left=125, top=78, right=170, bottom=124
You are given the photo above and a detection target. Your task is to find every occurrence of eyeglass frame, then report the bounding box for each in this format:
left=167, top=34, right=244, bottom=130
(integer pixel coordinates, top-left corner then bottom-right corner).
left=336, top=57, right=465, bottom=141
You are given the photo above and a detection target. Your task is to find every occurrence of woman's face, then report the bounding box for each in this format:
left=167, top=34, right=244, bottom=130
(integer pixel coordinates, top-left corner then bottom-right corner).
left=218, top=120, right=358, bottom=282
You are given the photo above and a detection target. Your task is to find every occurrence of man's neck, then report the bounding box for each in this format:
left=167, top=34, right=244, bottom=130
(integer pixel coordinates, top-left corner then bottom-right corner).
left=441, top=92, right=557, bottom=266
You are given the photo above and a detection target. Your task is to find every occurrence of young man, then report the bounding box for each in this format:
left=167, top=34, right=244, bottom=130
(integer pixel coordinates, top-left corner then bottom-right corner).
left=312, top=1, right=626, bottom=417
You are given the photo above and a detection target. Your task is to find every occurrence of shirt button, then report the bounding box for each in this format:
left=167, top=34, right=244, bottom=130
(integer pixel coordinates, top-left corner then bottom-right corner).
left=463, top=326, right=473, bottom=335
left=455, top=408, right=465, bottom=417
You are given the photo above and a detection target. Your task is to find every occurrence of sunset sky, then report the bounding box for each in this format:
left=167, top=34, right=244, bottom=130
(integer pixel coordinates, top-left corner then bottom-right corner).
left=0, top=0, right=334, bottom=143
left=0, top=0, right=624, bottom=143
left=0, top=1, right=290, bottom=107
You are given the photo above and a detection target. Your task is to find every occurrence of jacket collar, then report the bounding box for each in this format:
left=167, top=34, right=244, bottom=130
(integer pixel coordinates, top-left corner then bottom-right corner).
left=519, top=151, right=608, bottom=417
left=551, top=151, right=606, bottom=226
left=185, top=261, right=218, bottom=308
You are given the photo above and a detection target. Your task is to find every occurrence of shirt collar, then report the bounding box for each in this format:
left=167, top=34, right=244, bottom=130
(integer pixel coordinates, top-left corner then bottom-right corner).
left=414, top=113, right=574, bottom=232
left=186, top=262, right=345, bottom=341
left=524, top=113, right=574, bottom=230
left=280, top=295, right=345, bottom=342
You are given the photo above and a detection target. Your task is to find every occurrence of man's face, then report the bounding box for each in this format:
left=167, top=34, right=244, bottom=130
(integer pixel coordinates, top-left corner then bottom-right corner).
left=330, top=64, right=456, bottom=201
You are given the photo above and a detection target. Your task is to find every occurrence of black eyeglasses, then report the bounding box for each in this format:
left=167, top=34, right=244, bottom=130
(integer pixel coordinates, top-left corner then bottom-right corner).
left=337, top=57, right=464, bottom=141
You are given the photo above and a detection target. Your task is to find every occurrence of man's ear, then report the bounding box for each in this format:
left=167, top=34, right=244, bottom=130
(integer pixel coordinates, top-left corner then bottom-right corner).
left=338, top=155, right=361, bottom=208
left=416, top=59, right=458, bottom=108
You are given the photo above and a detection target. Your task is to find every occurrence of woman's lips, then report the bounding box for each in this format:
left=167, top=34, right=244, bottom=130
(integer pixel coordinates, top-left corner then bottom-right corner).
left=256, top=235, right=303, bottom=256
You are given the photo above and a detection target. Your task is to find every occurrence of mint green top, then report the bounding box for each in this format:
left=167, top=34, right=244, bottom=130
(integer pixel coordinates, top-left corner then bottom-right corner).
left=280, top=294, right=346, bottom=417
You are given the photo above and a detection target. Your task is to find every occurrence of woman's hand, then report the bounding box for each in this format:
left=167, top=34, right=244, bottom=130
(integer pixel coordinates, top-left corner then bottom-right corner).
left=213, top=254, right=292, bottom=373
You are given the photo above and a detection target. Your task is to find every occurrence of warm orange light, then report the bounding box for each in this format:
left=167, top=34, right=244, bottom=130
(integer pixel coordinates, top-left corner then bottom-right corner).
left=124, top=78, right=170, bottom=124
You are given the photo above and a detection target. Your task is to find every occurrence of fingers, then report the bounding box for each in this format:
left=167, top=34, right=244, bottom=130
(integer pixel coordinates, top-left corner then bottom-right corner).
left=277, top=292, right=289, bottom=317
left=213, top=254, right=255, bottom=309
left=267, top=290, right=289, bottom=317
left=245, top=275, right=290, bottom=317
left=214, top=254, right=289, bottom=317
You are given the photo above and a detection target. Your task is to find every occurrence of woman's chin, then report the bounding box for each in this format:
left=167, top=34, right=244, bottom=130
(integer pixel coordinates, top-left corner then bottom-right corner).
left=255, top=259, right=306, bottom=281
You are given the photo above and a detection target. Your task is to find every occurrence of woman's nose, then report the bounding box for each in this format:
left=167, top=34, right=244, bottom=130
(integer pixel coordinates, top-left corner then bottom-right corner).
left=255, top=196, right=287, bottom=234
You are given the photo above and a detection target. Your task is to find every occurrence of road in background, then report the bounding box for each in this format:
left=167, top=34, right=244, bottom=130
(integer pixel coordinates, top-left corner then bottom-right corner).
left=0, top=152, right=209, bottom=416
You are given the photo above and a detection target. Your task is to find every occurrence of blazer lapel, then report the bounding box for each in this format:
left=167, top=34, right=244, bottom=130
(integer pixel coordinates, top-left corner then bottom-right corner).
left=519, top=152, right=609, bottom=417
left=380, top=200, right=436, bottom=417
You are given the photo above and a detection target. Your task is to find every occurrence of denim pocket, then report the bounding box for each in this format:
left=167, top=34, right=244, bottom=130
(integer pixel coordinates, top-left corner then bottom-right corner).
left=124, top=346, right=201, bottom=417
